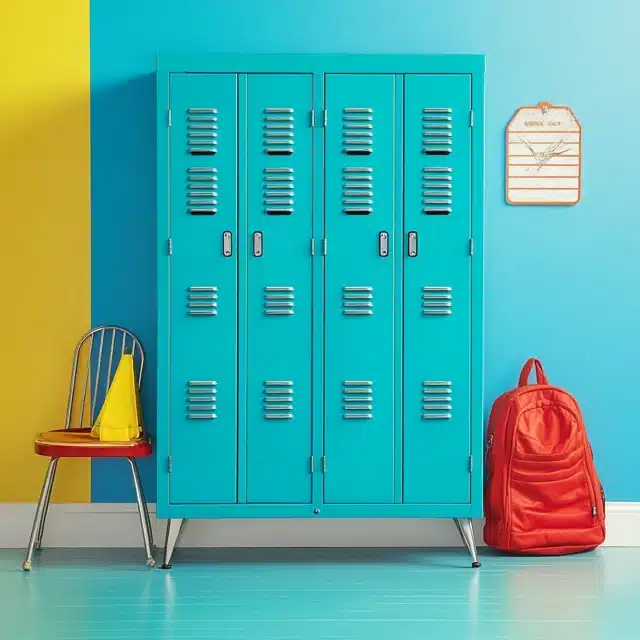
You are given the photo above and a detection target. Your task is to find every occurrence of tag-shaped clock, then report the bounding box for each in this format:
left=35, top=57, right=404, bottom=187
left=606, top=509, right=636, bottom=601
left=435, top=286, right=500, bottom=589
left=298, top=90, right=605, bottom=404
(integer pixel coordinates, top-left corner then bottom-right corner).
left=506, top=102, right=582, bottom=205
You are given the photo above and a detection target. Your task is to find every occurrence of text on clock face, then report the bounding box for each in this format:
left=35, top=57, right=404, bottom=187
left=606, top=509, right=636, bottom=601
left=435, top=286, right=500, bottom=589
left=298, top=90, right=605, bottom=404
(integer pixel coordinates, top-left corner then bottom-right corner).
left=524, top=120, right=562, bottom=127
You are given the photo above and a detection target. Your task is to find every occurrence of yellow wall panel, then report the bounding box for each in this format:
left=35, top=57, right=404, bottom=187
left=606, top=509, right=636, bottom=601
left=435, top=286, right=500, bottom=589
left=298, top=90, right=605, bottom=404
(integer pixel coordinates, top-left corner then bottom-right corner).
left=0, top=1, right=90, bottom=502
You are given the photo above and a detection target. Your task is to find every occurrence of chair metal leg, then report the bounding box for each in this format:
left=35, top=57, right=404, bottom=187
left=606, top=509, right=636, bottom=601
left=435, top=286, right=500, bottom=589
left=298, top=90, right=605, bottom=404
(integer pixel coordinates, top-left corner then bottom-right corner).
left=35, top=458, right=59, bottom=550
left=131, top=459, right=155, bottom=552
left=454, top=518, right=481, bottom=568
left=162, top=518, right=187, bottom=569
left=128, top=458, right=155, bottom=567
left=23, top=458, right=58, bottom=571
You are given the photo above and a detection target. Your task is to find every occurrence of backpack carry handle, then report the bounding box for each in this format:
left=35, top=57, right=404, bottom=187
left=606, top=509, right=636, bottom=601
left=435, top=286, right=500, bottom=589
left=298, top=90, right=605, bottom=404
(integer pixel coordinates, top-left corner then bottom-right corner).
left=518, top=358, right=549, bottom=387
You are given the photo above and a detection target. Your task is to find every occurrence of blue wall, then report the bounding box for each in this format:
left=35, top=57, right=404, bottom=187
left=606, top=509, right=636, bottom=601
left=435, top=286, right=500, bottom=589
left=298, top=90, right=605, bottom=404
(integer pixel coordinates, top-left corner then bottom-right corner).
left=91, top=0, right=640, bottom=502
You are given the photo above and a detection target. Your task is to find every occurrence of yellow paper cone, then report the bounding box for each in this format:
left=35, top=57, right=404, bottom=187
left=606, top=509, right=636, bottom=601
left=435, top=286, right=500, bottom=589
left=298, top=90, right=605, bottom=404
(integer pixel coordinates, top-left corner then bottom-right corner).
left=91, top=354, right=142, bottom=442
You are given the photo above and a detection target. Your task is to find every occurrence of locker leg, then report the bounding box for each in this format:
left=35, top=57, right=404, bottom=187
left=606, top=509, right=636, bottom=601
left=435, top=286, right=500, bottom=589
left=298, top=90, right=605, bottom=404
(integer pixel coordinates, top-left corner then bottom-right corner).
left=161, top=518, right=187, bottom=569
left=454, top=518, right=481, bottom=568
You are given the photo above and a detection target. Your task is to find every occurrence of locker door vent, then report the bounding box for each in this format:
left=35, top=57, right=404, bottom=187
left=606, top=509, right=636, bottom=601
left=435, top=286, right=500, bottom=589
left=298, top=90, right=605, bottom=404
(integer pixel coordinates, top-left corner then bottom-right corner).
left=187, top=381, right=217, bottom=420
left=343, top=108, right=373, bottom=155
left=422, top=107, right=452, bottom=156
left=264, top=167, right=294, bottom=215
left=187, top=167, right=218, bottom=215
left=264, top=286, right=295, bottom=315
left=187, top=108, right=218, bottom=155
left=422, top=286, right=452, bottom=315
left=343, top=381, right=373, bottom=419
left=264, top=381, right=294, bottom=420
left=264, top=108, right=294, bottom=155
left=422, top=381, right=452, bottom=420
left=343, top=286, right=373, bottom=315
left=187, top=285, right=218, bottom=316
left=422, top=167, right=452, bottom=215
left=342, top=167, right=373, bottom=215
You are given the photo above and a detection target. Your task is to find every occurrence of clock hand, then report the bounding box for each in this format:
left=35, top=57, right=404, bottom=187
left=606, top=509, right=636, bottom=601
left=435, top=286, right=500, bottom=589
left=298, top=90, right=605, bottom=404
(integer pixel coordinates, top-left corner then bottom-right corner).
left=518, top=136, right=538, bottom=157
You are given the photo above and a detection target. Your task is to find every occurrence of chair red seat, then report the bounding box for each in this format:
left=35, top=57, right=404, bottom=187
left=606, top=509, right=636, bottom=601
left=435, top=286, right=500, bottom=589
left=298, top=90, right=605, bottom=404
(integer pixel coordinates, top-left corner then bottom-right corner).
left=35, top=428, right=152, bottom=458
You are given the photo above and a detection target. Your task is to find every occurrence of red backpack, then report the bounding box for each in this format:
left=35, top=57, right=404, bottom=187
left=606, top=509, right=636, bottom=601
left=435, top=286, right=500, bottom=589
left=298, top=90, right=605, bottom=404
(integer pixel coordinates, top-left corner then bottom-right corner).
left=484, top=358, right=605, bottom=555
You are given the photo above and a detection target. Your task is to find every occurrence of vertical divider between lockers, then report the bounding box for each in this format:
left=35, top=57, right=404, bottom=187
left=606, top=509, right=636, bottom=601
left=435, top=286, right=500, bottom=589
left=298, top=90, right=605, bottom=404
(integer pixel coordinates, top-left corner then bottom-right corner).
left=157, top=69, right=171, bottom=512
left=313, top=71, right=325, bottom=509
left=236, top=73, right=248, bottom=504
left=393, top=74, right=404, bottom=504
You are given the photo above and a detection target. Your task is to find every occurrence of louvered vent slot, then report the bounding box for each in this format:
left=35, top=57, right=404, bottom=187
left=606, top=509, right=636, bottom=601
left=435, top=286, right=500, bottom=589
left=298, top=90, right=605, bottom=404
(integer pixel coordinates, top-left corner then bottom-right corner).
left=187, top=108, right=218, bottom=155
left=264, top=167, right=294, bottom=215
left=187, top=286, right=218, bottom=316
left=343, top=381, right=373, bottom=420
left=342, top=167, right=373, bottom=215
left=264, top=108, right=294, bottom=156
left=187, top=381, right=217, bottom=420
left=423, top=286, right=452, bottom=315
left=422, top=381, right=452, bottom=420
left=423, top=108, right=452, bottom=156
left=264, top=381, right=294, bottom=420
left=264, top=286, right=295, bottom=316
left=187, top=167, right=218, bottom=215
left=343, top=286, right=373, bottom=315
left=343, top=108, right=373, bottom=155
left=423, top=167, right=452, bottom=215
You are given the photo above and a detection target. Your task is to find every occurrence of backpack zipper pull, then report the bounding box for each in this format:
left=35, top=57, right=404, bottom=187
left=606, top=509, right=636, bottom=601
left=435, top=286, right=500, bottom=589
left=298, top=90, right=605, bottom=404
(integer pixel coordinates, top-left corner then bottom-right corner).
left=592, top=504, right=597, bottom=518
left=485, top=433, right=494, bottom=463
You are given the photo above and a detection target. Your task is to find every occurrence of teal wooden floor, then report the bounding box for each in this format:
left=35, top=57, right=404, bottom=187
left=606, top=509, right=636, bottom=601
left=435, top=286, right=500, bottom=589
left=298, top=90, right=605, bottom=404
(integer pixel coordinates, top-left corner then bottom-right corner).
left=1, top=547, right=638, bottom=639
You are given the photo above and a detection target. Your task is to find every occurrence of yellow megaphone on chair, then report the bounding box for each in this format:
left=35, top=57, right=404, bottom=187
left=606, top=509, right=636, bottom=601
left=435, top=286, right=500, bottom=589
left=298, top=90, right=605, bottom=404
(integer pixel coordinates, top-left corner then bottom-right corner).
left=91, top=354, right=143, bottom=442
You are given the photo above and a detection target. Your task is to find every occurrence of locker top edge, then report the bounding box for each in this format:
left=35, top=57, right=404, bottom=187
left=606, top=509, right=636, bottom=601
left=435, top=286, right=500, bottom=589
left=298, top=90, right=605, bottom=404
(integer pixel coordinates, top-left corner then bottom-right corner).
left=155, top=54, right=486, bottom=75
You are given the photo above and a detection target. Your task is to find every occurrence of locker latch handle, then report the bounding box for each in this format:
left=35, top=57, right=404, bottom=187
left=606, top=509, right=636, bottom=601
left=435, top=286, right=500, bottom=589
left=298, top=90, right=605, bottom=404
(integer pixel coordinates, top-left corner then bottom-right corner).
left=379, top=231, right=389, bottom=257
left=408, top=231, right=418, bottom=257
left=253, top=231, right=263, bottom=257
left=222, top=231, right=233, bottom=257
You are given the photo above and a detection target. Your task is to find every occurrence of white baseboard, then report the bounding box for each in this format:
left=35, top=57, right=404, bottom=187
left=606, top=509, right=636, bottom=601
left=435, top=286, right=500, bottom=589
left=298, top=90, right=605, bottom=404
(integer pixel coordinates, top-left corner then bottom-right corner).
left=1, top=502, right=638, bottom=548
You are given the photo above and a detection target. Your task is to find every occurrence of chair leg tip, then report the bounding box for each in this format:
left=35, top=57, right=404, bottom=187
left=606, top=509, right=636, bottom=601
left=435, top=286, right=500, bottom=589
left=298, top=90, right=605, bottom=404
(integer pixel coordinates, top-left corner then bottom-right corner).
left=161, top=563, right=172, bottom=570
left=22, top=561, right=32, bottom=572
left=146, top=558, right=156, bottom=568
left=472, top=561, right=482, bottom=568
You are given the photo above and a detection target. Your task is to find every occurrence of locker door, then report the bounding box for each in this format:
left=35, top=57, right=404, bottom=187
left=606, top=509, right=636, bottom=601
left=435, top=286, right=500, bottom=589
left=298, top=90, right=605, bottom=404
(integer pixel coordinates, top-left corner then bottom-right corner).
left=324, top=74, right=396, bottom=504
left=403, top=74, right=472, bottom=504
left=168, top=74, right=238, bottom=504
left=245, top=74, right=314, bottom=503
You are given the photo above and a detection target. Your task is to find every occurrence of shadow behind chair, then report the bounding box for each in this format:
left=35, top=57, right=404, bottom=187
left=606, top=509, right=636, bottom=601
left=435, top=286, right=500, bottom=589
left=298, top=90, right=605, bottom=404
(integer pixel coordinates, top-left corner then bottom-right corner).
left=23, top=326, right=154, bottom=570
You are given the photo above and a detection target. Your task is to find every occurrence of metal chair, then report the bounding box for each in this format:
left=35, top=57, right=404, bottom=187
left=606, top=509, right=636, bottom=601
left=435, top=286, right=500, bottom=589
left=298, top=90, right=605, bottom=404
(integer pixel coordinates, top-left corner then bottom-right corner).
left=23, top=326, right=154, bottom=570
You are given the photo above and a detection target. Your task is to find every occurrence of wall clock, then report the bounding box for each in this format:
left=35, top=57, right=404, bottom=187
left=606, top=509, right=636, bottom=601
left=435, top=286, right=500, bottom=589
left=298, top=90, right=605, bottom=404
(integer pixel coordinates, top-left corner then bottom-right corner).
left=506, top=101, right=581, bottom=205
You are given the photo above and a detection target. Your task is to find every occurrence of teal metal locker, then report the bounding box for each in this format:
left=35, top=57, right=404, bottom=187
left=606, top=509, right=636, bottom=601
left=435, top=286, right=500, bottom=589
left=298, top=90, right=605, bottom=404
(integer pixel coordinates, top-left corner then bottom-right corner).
left=323, top=74, right=397, bottom=504
left=167, top=73, right=239, bottom=504
left=403, top=74, right=473, bottom=504
left=156, top=55, right=485, bottom=569
left=245, top=74, right=314, bottom=504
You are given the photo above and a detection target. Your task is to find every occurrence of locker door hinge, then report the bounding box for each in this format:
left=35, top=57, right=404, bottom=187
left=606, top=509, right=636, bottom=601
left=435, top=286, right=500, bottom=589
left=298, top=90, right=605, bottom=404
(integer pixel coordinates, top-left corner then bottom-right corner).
left=322, top=109, right=328, bottom=127
left=322, top=238, right=328, bottom=256
left=310, top=109, right=316, bottom=128
left=468, top=455, right=473, bottom=473
left=167, top=456, right=173, bottom=473
left=322, top=456, right=327, bottom=472
left=468, top=238, right=474, bottom=257
left=168, top=238, right=173, bottom=256
left=168, top=109, right=172, bottom=128
left=469, top=110, right=474, bottom=128
left=310, top=456, right=315, bottom=473
left=311, top=238, right=315, bottom=256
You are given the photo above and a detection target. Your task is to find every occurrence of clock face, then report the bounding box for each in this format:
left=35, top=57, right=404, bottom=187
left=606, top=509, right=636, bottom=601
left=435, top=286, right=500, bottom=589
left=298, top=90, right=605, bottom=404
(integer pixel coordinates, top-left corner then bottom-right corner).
left=506, top=103, right=582, bottom=205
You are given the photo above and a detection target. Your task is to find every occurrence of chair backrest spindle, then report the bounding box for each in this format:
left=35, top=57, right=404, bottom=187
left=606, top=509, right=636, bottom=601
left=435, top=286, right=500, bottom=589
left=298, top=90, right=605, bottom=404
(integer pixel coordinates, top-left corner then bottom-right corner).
left=64, top=326, right=144, bottom=432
